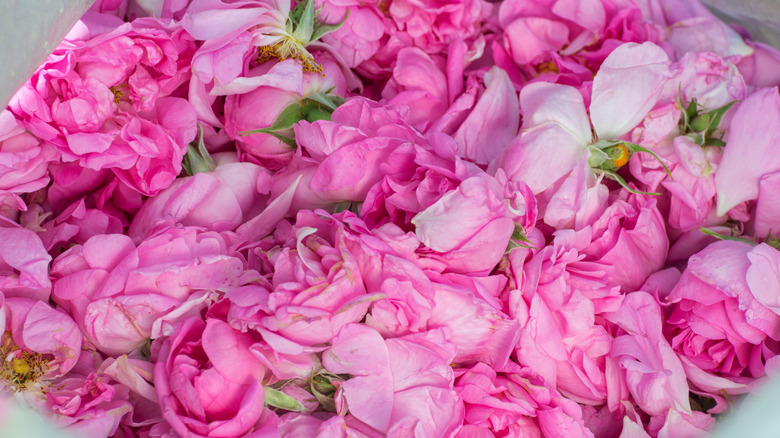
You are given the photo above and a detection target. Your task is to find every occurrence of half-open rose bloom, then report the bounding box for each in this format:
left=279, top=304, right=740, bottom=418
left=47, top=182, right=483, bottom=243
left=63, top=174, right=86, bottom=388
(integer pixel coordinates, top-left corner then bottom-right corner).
left=51, top=227, right=256, bottom=356
left=128, top=151, right=272, bottom=241
left=0, top=225, right=52, bottom=302
left=9, top=13, right=198, bottom=196
left=666, top=240, right=780, bottom=387
left=153, top=317, right=278, bottom=437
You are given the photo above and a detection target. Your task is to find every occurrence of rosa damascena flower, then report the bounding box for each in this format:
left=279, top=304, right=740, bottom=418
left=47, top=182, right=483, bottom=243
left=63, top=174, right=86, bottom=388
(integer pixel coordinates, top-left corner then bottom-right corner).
left=129, top=151, right=271, bottom=241
left=322, top=324, right=463, bottom=436
left=154, top=317, right=277, bottom=437
left=495, top=42, right=671, bottom=195
left=9, top=14, right=198, bottom=196
left=455, top=361, right=594, bottom=437
left=0, top=110, right=57, bottom=217
left=51, top=228, right=255, bottom=356
left=666, top=240, right=780, bottom=384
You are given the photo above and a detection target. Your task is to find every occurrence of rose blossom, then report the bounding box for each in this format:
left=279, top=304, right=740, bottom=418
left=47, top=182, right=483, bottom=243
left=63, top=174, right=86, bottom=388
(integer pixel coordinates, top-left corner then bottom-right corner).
left=666, top=240, right=780, bottom=386
left=51, top=227, right=256, bottom=356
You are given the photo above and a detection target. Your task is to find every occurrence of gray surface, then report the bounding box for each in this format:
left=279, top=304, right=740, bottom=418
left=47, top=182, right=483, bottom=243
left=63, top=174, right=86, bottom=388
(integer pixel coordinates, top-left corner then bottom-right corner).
left=0, top=0, right=95, bottom=108
left=702, top=0, right=780, bottom=47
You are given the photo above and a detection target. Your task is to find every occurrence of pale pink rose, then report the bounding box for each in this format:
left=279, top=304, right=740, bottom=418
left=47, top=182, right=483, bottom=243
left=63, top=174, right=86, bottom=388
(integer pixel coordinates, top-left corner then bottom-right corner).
left=667, top=241, right=780, bottom=384
left=90, top=0, right=128, bottom=17
left=129, top=152, right=271, bottom=241
left=452, top=67, right=520, bottom=165
left=495, top=42, right=672, bottom=194
left=583, top=191, right=668, bottom=292
left=26, top=199, right=125, bottom=252
left=359, top=133, right=483, bottom=229
left=9, top=15, right=198, bottom=196
left=754, top=171, right=780, bottom=238
left=381, top=48, right=450, bottom=132
left=17, top=352, right=135, bottom=438
left=0, top=225, right=52, bottom=302
left=127, top=0, right=191, bottom=20
left=737, top=41, right=780, bottom=88
left=648, top=409, right=715, bottom=438
left=412, top=172, right=533, bottom=273
left=455, top=361, right=594, bottom=438
left=673, top=51, right=746, bottom=110
left=153, top=317, right=276, bottom=438
left=51, top=228, right=256, bottom=355
left=661, top=136, right=720, bottom=232
left=606, top=291, right=691, bottom=417
left=715, top=87, right=780, bottom=215
left=1, top=297, right=82, bottom=382
left=322, top=324, right=463, bottom=436
left=0, top=110, right=58, bottom=215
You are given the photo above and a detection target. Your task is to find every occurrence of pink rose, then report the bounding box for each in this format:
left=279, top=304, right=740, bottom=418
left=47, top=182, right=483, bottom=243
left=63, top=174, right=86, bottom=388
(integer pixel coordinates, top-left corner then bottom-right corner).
left=0, top=110, right=58, bottom=217
left=0, top=297, right=82, bottom=389
left=322, top=324, right=463, bottom=436
left=153, top=317, right=276, bottom=437
left=0, top=225, right=52, bottom=302
left=667, top=240, right=780, bottom=385
left=9, top=14, right=198, bottom=196
left=455, top=362, right=594, bottom=438
left=51, top=228, right=256, bottom=355
left=129, top=152, right=271, bottom=241
left=388, top=0, right=484, bottom=55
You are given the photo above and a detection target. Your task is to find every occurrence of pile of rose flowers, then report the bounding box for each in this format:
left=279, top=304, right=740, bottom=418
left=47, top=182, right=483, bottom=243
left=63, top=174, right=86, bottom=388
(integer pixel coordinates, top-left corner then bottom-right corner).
left=2, top=0, right=780, bottom=436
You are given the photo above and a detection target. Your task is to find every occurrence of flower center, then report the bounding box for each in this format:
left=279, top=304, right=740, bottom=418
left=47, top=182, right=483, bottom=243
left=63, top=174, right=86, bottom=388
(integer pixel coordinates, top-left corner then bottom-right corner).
left=0, top=337, right=50, bottom=392
left=109, top=84, right=127, bottom=104
left=256, top=37, right=323, bottom=74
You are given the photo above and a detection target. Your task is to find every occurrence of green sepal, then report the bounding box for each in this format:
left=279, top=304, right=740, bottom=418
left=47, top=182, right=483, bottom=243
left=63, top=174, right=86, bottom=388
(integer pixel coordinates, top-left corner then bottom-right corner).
left=182, top=123, right=216, bottom=175
left=698, top=227, right=757, bottom=246
left=625, top=142, right=673, bottom=179
left=291, top=0, right=315, bottom=42
left=601, top=170, right=661, bottom=196
left=507, top=223, right=537, bottom=251
left=311, top=8, right=351, bottom=42
left=689, top=100, right=737, bottom=141
left=264, top=387, right=309, bottom=412
left=240, top=102, right=304, bottom=136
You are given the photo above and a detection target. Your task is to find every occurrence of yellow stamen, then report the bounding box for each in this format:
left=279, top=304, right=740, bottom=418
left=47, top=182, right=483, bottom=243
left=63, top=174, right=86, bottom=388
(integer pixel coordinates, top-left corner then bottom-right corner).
left=256, top=38, right=323, bottom=74
left=109, top=84, right=125, bottom=104
left=536, top=60, right=560, bottom=74
left=1, top=336, right=50, bottom=392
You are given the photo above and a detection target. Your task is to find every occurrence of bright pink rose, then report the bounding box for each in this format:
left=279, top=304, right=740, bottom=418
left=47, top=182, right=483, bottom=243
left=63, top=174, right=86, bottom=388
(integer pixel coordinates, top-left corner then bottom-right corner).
left=666, top=240, right=780, bottom=385
left=9, top=14, right=198, bottom=196
left=498, top=0, right=663, bottom=82
left=51, top=228, right=256, bottom=356
left=0, top=110, right=58, bottom=217
left=316, top=0, right=386, bottom=68
left=129, top=152, right=271, bottom=241
left=23, top=199, right=125, bottom=253
left=506, top=231, right=615, bottom=405
left=455, top=361, right=594, bottom=438
left=322, top=324, right=463, bottom=436
left=153, top=317, right=276, bottom=438
left=223, top=58, right=346, bottom=166
left=388, top=0, right=484, bottom=55
left=254, top=210, right=375, bottom=347
left=0, top=225, right=52, bottom=302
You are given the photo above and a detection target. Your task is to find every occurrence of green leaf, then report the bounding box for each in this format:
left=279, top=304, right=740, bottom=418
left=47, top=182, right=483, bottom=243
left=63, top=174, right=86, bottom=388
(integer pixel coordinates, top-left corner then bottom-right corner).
left=311, top=8, right=351, bottom=42
left=301, top=99, right=334, bottom=122
left=264, top=131, right=299, bottom=148
left=264, top=387, right=309, bottom=412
